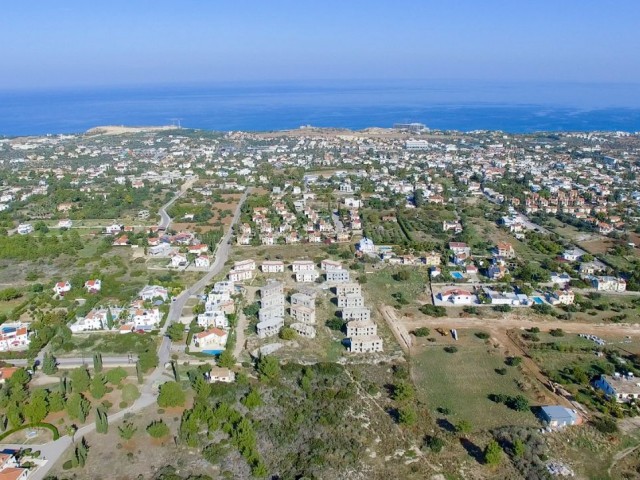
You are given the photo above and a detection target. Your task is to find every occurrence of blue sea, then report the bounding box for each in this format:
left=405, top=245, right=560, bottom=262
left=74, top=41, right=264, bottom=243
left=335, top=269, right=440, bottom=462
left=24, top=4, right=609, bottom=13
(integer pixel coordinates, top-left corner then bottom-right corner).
left=1, top=80, right=640, bottom=136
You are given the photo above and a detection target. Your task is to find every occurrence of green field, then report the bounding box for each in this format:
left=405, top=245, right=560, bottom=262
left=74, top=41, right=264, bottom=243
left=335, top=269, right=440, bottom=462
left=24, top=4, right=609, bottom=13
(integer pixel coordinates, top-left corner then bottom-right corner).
left=412, top=336, right=538, bottom=431
left=363, top=266, right=429, bottom=307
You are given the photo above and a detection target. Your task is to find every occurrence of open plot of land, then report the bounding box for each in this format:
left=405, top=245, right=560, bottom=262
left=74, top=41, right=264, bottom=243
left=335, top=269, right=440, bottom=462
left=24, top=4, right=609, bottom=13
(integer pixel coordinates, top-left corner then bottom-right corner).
left=411, top=335, right=539, bottom=431
left=51, top=332, right=158, bottom=356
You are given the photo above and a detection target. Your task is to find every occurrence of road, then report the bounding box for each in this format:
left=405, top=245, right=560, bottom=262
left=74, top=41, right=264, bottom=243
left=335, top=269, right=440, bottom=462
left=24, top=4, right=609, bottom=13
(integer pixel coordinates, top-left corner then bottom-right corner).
left=9, top=185, right=250, bottom=480
left=11, top=355, right=135, bottom=369
left=158, top=177, right=195, bottom=230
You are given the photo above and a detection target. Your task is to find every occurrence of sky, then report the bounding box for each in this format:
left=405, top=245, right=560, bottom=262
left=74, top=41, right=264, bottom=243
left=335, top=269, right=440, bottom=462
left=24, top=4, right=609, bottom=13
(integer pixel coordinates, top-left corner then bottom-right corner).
left=1, top=1, right=639, bottom=90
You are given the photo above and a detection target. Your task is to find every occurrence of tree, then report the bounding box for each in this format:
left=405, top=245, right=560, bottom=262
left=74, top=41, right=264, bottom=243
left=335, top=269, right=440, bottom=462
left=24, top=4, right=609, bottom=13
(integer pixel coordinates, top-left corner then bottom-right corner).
left=278, top=327, right=296, bottom=340
left=70, top=367, right=91, bottom=393
left=513, top=438, right=526, bottom=457
left=118, top=421, right=137, bottom=440
left=5, top=402, right=22, bottom=429
left=90, top=373, right=107, bottom=399
left=24, top=390, right=49, bottom=424
left=507, top=395, right=530, bottom=412
left=506, top=356, right=522, bottom=367
left=75, top=437, right=89, bottom=467
left=135, top=361, right=144, bottom=384
left=484, top=440, right=503, bottom=466
left=426, top=436, right=445, bottom=453
left=167, top=323, right=185, bottom=342
left=395, top=269, right=410, bottom=281
left=48, top=391, right=66, bottom=412
left=106, top=367, right=128, bottom=385
left=93, top=353, right=103, bottom=373
left=398, top=406, right=417, bottom=425
left=256, top=355, right=280, bottom=381
left=42, top=353, right=58, bottom=375
left=325, top=318, right=345, bottom=331
left=157, top=381, right=185, bottom=408
left=95, top=404, right=108, bottom=434
left=242, top=388, right=262, bottom=409
left=122, top=384, right=141, bottom=405
left=455, top=420, right=472, bottom=436
left=106, top=308, right=114, bottom=330
left=138, top=349, right=159, bottom=372
left=217, top=349, right=236, bottom=368
left=146, top=420, right=170, bottom=438
left=392, top=381, right=415, bottom=402
left=67, top=393, right=91, bottom=422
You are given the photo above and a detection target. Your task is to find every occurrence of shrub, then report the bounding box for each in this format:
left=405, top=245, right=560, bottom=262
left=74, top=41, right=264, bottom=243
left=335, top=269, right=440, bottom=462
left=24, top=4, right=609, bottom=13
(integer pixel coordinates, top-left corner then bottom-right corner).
left=549, top=328, right=564, bottom=337
left=495, top=368, right=507, bottom=375
left=484, top=440, right=503, bottom=466
left=279, top=327, right=296, bottom=341
left=146, top=420, right=170, bottom=438
left=493, top=304, right=512, bottom=313
left=506, top=356, right=522, bottom=367
left=419, top=304, right=447, bottom=317
left=413, top=327, right=430, bottom=337
left=426, top=436, right=445, bottom=453
left=398, top=406, right=417, bottom=425
left=157, top=381, right=185, bottom=408
left=475, top=332, right=490, bottom=340
left=592, top=417, right=618, bottom=434
left=444, top=346, right=458, bottom=354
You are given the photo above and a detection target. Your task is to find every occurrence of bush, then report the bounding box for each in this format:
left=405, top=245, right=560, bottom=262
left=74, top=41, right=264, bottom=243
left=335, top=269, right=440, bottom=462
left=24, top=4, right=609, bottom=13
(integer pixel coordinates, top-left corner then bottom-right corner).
left=493, top=304, right=512, bottom=313
left=157, top=381, right=185, bottom=408
left=592, top=417, right=618, bottom=434
left=507, top=395, right=530, bottom=412
left=426, top=436, right=445, bottom=453
left=325, top=318, right=345, bottom=331
left=475, top=332, right=490, bottom=340
left=484, top=440, right=503, bottom=466
left=279, top=327, right=296, bottom=341
left=549, top=328, right=564, bottom=337
left=106, top=367, right=128, bottom=385
left=419, top=304, right=447, bottom=317
left=413, top=327, right=430, bottom=337
left=398, top=406, right=417, bottom=425
left=506, top=356, right=522, bottom=367
left=122, top=384, right=141, bottom=404
left=444, top=346, right=458, bottom=354
left=146, top=420, right=170, bottom=438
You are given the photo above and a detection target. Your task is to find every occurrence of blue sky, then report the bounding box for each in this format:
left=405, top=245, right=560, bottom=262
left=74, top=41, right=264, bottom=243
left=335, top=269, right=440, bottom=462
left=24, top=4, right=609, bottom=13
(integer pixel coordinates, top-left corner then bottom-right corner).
left=1, top=1, right=639, bottom=89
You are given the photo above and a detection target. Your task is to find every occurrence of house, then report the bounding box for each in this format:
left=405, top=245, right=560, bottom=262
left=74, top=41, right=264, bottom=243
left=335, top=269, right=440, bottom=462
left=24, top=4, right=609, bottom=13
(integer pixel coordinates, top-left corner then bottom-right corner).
left=342, top=307, right=371, bottom=321
left=105, top=224, right=123, bottom=235
left=579, top=261, right=604, bottom=278
left=358, top=237, right=376, bottom=255
left=594, top=374, right=640, bottom=402
left=349, top=335, right=383, bottom=353
left=171, top=253, right=188, bottom=267
left=195, top=255, right=210, bottom=268
left=234, top=259, right=256, bottom=271
left=257, top=317, right=284, bottom=338
left=326, top=270, right=350, bottom=283
left=592, top=276, right=626, bottom=292
left=193, top=328, right=228, bottom=349
left=0, top=367, right=18, bottom=384
left=321, top=259, right=343, bottom=271
left=84, top=279, right=101, bottom=293
left=449, top=242, right=471, bottom=256
left=113, top=235, right=130, bottom=246
left=562, top=249, right=583, bottom=262
left=131, top=308, right=161, bottom=328
left=438, top=288, right=475, bottom=305
left=17, top=223, right=33, bottom=235
left=188, top=244, right=209, bottom=255
left=346, top=320, right=377, bottom=337
left=0, top=467, right=28, bottom=480
left=70, top=308, right=114, bottom=332
left=337, top=293, right=364, bottom=308
left=139, top=285, right=169, bottom=302
left=335, top=283, right=362, bottom=296
left=290, top=304, right=316, bottom=324
left=0, top=326, right=29, bottom=352
left=290, top=323, right=316, bottom=338
left=550, top=289, right=575, bottom=305
left=423, top=251, right=441, bottom=267
left=487, top=263, right=508, bottom=280
left=261, top=260, right=285, bottom=273
left=58, top=219, right=73, bottom=229
left=261, top=280, right=284, bottom=299
left=538, top=405, right=582, bottom=428
left=228, top=268, right=253, bottom=282
left=291, top=260, right=316, bottom=272
left=295, top=271, right=319, bottom=283
left=207, top=367, right=235, bottom=383
left=53, top=281, right=72, bottom=295
left=496, top=242, right=515, bottom=259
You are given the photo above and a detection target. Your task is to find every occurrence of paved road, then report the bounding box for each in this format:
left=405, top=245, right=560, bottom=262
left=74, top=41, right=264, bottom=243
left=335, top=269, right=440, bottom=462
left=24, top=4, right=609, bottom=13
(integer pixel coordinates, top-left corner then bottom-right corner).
left=8, top=185, right=249, bottom=480
left=158, top=177, right=195, bottom=230
left=11, top=355, right=136, bottom=368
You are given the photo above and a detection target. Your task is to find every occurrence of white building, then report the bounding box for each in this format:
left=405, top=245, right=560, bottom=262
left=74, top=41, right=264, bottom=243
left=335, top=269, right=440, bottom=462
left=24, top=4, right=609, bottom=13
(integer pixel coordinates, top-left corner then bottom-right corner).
left=261, top=260, right=285, bottom=273
left=139, top=285, right=169, bottom=302
left=335, top=283, right=362, bottom=296
left=234, top=259, right=256, bottom=271
left=594, top=374, right=640, bottom=403
left=228, top=269, right=254, bottom=282
left=290, top=323, right=316, bottom=338
left=195, top=255, right=210, bottom=268
left=321, top=259, right=343, bottom=271
left=291, top=260, right=316, bottom=272
left=337, top=293, right=364, bottom=308
left=342, top=307, right=371, bottom=321
left=326, top=270, right=350, bottom=283
left=17, top=223, right=33, bottom=235
left=296, top=271, right=319, bottom=283
left=358, top=237, right=375, bottom=255
left=592, top=276, right=626, bottom=292
left=192, top=328, right=228, bottom=349
left=290, top=304, right=316, bottom=324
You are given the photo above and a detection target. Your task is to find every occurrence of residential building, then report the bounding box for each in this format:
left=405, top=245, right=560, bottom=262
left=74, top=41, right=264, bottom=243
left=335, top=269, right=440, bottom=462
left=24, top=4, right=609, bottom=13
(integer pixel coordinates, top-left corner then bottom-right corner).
left=259, top=305, right=286, bottom=321
left=538, top=406, right=582, bottom=428
left=139, top=285, right=169, bottom=302
left=438, top=288, right=475, bottom=305
left=326, top=270, right=350, bottom=283
left=257, top=317, right=284, bottom=338
left=594, top=374, right=640, bottom=402
left=53, top=281, right=72, bottom=295
left=337, top=293, right=364, bottom=308
left=291, top=260, right=315, bottom=272
left=290, top=323, right=316, bottom=338
left=195, top=255, right=210, bottom=268
left=592, top=276, right=626, bottom=292
left=228, top=269, right=253, bottom=282
left=496, top=242, right=515, bottom=258
left=295, top=271, right=319, bottom=283
left=0, top=326, right=29, bottom=352
left=261, top=260, right=285, bottom=273
left=358, top=237, right=375, bottom=255
left=17, top=224, right=33, bottom=235
left=234, top=259, right=256, bottom=271
left=342, top=307, right=371, bottom=321
left=290, top=292, right=315, bottom=309
left=193, top=328, right=228, bottom=349
left=207, top=367, right=235, bottom=383
left=423, top=251, right=441, bottom=267
left=346, top=320, right=377, bottom=337
left=84, top=279, right=101, bottom=293
left=335, top=283, right=362, bottom=296
left=290, top=304, right=316, bottom=324
left=321, top=259, right=343, bottom=271
left=349, top=335, right=383, bottom=353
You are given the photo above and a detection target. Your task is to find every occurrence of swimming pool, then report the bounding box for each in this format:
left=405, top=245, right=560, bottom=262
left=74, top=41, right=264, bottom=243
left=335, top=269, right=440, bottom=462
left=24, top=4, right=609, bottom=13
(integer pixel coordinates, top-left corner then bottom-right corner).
left=533, top=297, right=544, bottom=304
left=451, top=272, right=464, bottom=279
left=201, top=349, right=224, bottom=356
left=1, top=327, right=16, bottom=334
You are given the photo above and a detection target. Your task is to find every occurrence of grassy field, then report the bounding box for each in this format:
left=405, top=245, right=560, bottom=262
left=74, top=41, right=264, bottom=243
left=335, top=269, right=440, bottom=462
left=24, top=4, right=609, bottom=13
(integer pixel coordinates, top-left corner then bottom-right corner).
left=362, top=266, right=430, bottom=307
left=52, top=332, right=159, bottom=356
left=412, top=335, right=539, bottom=431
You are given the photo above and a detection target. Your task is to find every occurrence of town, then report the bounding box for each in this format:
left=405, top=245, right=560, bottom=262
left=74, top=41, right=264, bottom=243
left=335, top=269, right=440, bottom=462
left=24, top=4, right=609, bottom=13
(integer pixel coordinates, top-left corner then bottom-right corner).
left=0, top=124, right=640, bottom=479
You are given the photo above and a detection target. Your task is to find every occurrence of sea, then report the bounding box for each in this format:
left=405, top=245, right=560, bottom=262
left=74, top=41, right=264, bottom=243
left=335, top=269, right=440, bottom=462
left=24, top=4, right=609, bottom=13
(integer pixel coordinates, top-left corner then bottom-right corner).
left=1, top=80, right=640, bottom=136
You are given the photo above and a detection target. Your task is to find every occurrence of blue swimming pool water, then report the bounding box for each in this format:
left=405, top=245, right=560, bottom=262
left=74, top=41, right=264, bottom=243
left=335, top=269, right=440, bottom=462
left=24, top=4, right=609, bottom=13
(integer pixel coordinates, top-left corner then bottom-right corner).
left=201, top=349, right=224, bottom=356
left=533, top=297, right=544, bottom=304
left=1, top=327, right=16, bottom=334
left=451, top=272, right=464, bottom=279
